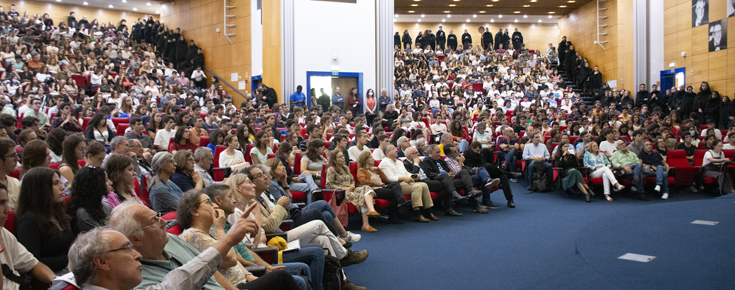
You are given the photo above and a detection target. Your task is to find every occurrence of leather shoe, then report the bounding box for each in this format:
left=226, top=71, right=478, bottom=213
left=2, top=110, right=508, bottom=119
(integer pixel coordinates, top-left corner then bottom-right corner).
left=507, top=200, right=516, bottom=208
left=412, top=215, right=430, bottom=223
left=467, top=189, right=483, bottom=199
left=426, top=212, right=439, bottom=221
left=444, top=208, right=463, bottom=216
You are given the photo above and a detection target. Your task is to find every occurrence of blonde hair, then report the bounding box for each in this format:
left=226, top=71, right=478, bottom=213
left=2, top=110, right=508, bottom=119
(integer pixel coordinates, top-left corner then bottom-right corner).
left=224, top=173, right=250, bottom=209
left=356, top=151, right=373, bottom=169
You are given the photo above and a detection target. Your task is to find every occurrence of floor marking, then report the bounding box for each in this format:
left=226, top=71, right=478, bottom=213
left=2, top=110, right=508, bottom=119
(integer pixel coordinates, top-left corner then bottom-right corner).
left=618, top=253, right=656, bottom=263
left=691, top=220, right=719, bottom=226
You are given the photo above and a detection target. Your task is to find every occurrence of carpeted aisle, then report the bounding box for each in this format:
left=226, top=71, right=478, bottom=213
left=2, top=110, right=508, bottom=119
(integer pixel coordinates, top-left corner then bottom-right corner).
left=341, top=182, right=733, bottom=290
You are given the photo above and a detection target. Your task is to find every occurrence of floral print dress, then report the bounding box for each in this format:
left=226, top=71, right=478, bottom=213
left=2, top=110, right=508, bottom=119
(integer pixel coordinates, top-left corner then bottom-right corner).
left=326, top=166, right=374, bottom=209
left=179, top=228, right=248, bottom=286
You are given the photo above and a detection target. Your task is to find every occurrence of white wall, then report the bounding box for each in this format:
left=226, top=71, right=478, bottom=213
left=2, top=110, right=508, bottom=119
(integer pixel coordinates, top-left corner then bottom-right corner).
left=649, top=0, right=664, bottom=86
left=251, top=0, right=263, bottom=77
left=292, top=0, right=377, bottom=110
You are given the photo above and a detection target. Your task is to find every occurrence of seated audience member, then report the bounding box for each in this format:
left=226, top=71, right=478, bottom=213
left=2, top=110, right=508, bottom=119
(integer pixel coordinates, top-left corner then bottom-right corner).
left=610, top=140, right=647, bottom=200
left=85, top=141, right=108, bottom=168
left=327, top=150, right=384, bottom=230
left=723, top=132, right=735, bottom=150
left=57, top=135, right=86, bottom=186
left=300, top=140, right=328, bottom=202
left=497, top=127, right=520, bottom=176
left=16, top=168, right=75, bottom=273
left=249, top=130, right=273, bottom=165
left=20, top=140, right=52, bottom=180
left=638, top=139, right=671, bottom=199
left=355, top=151, right=404, bottom=229
left=194, top=147, right=216, bottom=187
left=50, top=102, right=83, bottom=133
left=554, top=141, right=595, bottom=202
left=125, top=116, right=155, bottom=153
left=169, top=126, right=198, bottom=154
left=598, top=128, right=617, bottom=158
left=47, top=128, right=69, bottom=163
left=396, top=136, right=411, bottom=158
left=176, top=190, right=302, bottom=290
left=242, top=166, right=368, bottom=266
left=522, top=132, right=553, bottom=190
left=85, top=113, right=114, bottom=145
left=148, top=152, right=184, bottom=214
left=331, top=134, right=351, bottom=166
left=17, top=129, right=38, bottom=148
left=463, top=141, right=517, bottom=207
left=701, top=139, right=735, bottom=195
left=104, top=136, right=132, bottom=165
left=379, top=145, right=438, bottom=221
left=105, top=154, right=145, bottom=207
left=0, top=139, right=21, bottom=209
left=0, top=182, right=55, bottom=288
left=275, top=143, right=321, bottom=199
left=583, top=141, right=624, bottom=201
left=205, top=185, right=318, bottom=290
left=347, top=131, right=371, bottom=161
left=370, top=135, right=391, bottom=160
left=106, top=201, right=297, bottom=290
left=208, top=129, right=227, bottom=155
left=171, top=151, right=204, bottom=192
left=626, top=130, right=646, bottom=155
left=154, top=115, right=177, bottom=151
left=700, top=119, right=721, bottom=140
left=70, top=166, right=113, bottom=232
left=438, top=143, right=494, bottom=213
left=220, top=135, right=247, bottom=168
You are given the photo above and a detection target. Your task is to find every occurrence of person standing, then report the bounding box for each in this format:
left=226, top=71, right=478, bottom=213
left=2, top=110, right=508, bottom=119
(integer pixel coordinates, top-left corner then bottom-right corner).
left=394, top=32, right=401, bottom=49
left=346, top=87, right=361, bottom=115
left=290, top=85, right=306, bottom=108
left=401, top=29, right=412, bottom=50
left=482, top=27, right=493, bottom=51
left=436, top=26, right=446, bottom=50
left=511, top=28, right=524, bottom=50
left=461, top=29, right=472, bottom=49
left=558, top=36, right=570, bottom=68
left=332, top=87, right=345, bottom=111
left=447, top=30, right=457, bottom=50
left=502, top=29, right=511, bottom=50
left=494, top=28, right=504, bottom=50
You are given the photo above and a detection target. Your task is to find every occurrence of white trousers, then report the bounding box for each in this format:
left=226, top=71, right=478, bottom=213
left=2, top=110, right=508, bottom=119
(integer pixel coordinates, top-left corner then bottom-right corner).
left=286, top=220, right=347, bottom=259
left=590, top=167, right=619, bottom=195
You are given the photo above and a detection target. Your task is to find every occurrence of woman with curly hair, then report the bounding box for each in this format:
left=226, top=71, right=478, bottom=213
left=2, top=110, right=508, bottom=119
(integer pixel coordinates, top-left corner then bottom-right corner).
left=70, top=166, right=113, bottom=232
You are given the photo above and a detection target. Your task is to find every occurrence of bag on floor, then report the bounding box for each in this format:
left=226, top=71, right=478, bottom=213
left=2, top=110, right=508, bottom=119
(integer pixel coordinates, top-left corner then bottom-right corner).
left=530, top=160, right=549, bottom=192
left=322, top=255, right=343, bottom=290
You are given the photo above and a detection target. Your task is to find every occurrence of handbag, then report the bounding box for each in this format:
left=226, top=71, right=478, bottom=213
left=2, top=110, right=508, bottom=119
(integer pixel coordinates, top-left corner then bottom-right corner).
left=327, top=189, right=348, bottom=226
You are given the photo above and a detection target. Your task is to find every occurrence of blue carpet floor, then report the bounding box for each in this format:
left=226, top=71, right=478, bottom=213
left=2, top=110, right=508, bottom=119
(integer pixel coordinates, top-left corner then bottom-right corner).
left=340, top=182, right=735, bottom=290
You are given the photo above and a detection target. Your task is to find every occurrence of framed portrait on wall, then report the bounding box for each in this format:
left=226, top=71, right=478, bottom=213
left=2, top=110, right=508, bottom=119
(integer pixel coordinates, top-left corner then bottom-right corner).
left=728, top=0, right=735, bottom=17
left=693, top=0, right=709, bottom=27
left=709, top=19, right=727, bottom=52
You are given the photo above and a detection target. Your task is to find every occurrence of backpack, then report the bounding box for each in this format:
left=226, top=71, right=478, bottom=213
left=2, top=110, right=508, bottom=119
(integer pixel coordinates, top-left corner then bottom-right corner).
left=322, top=255, right=343, bottom=290
left=530, top=160, right=549, bottom=192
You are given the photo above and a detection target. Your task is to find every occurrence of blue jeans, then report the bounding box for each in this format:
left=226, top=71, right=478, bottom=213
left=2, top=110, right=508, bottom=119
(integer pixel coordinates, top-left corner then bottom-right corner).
left=503, top=149, right=517, bottom=172
left=291, top=174, right=320, bottom=203
left=471, top=167, right=493, bottom=202
left=282, top=243, right=325, bottom=290
left=275, top=262, right=311, bottom=290
left=458, top=139, right=469, bottom=152
left=621, top=163, right=644, bottom=193
left=303, top=200, right=336, bottom=225
left=653, top=165, right=669, bottom=193
left=525, top=161, right=553, bottom=182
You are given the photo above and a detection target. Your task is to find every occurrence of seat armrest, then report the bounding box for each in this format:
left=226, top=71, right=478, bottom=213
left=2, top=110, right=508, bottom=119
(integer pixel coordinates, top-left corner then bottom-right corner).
left=245, top=265, right=267, bottom=277
left=293, top=202, right=306, bottom=208
left=279, top=219, right=293, bottom=231
left=252, top=246, right=278, bottom=264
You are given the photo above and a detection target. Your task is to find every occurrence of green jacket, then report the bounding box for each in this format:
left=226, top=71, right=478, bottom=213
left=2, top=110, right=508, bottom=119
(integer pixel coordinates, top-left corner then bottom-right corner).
left=610, top=149, right=640, bottom=169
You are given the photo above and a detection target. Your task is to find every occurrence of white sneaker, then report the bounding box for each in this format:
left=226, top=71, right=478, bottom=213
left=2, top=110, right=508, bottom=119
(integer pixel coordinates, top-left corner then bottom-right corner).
left=654, top=185, right=661, bottom=192
left=344, top=231, right=361, bottom=243
left=689, top=186, right=698, bottom=192
left=661, top=193, right=669, bottom=200
left=631, top=186, right=638, bottom=192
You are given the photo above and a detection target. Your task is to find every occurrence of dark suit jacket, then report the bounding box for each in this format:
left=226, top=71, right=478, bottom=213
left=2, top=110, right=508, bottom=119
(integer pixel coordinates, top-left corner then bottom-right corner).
left=403, top=159, right=421, bottom=174
left=419, top=157, right=451, bottom=180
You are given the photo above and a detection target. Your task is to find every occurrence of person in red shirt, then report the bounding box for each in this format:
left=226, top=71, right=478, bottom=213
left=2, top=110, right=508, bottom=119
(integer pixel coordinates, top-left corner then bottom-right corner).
left=168, top=126, right=198, bottom=154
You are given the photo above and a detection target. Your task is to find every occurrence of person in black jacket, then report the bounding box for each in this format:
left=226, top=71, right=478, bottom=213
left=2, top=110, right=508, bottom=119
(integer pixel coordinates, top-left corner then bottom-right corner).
left=494, top=28, right=504, bottom=50
left=558, top=36, right=570, bottom=68
left=668, top=86, right=682, bottom=113
left=447, top=30, right=457, bottom=50
left=464, top=142, right=516, bottom=208
left=565, top=45, right=576, bottom=79
left=394, top=32, right=401, bottom=49
left=719, top=93, right=731, bottom=130
left=175, top=35, right=188, bottom=70
left=647, top=84, right=664, bottom=111
left=679, top=85, right=696, bottom=119
left=727, top=93, right=735, bottom=130
left=415, top=31, right=423, bottom=49
left=693, top=81, right=712, bottom=124
left=635, top=83, right=649, bottom=108
left=401, top=29, right=412, bottom=49
left=419, top=144, right=484, bottom=216
left=67, top=12, right=78, bottom=29
left=461, top=29, right=472, bottom=49
left=402, top=146, right=460, bottom=217
left=117, top=19, right=127, bottom=32
left=436, top=26, right=446, bottom=50
left=482, top=27, right=493, bottom=51
left=503, top=29, right=511, bottom=49
left=511, top=28, right=523, bottom=50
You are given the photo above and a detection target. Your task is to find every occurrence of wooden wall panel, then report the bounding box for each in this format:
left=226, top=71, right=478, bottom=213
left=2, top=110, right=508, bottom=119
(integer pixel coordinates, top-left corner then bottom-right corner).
left=6, top=0, right=154, bottom=28
left=261, top=0, right=281, bottom=102
left=161, top=0, right=252, bottom=105
left=664, top=0, right=734, bottom=97
left=392, top=22, right=559, bottom=53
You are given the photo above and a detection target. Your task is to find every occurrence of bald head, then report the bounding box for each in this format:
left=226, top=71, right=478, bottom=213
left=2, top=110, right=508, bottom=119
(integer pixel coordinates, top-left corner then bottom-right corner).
left=405, top=147, right=417, bottom=156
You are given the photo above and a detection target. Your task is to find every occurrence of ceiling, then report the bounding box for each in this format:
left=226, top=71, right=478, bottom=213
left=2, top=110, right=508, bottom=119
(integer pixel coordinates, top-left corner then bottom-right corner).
left=395, top=0, right=592, bottom=16
left=38, top=0, right=168, bottom=15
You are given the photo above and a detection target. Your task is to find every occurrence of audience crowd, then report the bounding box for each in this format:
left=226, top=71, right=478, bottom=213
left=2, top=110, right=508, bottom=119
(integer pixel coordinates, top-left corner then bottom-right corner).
left=0, top=6, right=734, bottom=290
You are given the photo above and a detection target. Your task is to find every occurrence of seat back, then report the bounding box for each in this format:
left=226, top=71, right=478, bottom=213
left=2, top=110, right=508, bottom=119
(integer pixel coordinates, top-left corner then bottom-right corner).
left=666, top=150, right=691, bottom=168
left=213, top=146, right=227, bottom=167
left=294, top=152, right=303, bottom=176
left=199, top=137, right=210, bottom=147
left=82, top=117, right=93, bottom=131
left=320, top=164, right=329, bottom=189
left=49, top=162, right=61, bottom=169
left=349, top=161, right=358, bottom=183
left=111, top=117, right=129, bottom=127
left=140, top=175, right=151, bottom=207
left=243, top=144, right=255, bottom=164
left=722, top=150, right=735, bottom=160
left=8, top=168, right=20, bottom=179
left=299, top=128, right=308, bottom=139
left=4, top=210, right=15, bottom=234
left=116, top=123, right=129, bottom=136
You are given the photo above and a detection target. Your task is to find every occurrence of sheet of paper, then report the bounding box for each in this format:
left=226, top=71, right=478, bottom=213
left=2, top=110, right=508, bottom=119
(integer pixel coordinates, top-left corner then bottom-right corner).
left=618, top=253, right=656, bottom=263
left=284, top=239, right=300, bottom=252
left=231, top=73, right=238, bottom=82
left=238, top=81, right=246, bottom=90
left=691, top=220, right=719, bottom=226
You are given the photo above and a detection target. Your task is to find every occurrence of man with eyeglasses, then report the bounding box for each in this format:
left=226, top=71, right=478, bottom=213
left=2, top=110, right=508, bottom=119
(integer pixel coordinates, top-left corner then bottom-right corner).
left=709, top=21, right=725, bottom=52
left=194, top=147, right=217, bottom=187
left=0, top=139, right=20, bottom=209
left=125, top=116, right=155, bottom=153
left=65, top=201, right=299, bottom=290
left=22, top=97, right=49, bottom=127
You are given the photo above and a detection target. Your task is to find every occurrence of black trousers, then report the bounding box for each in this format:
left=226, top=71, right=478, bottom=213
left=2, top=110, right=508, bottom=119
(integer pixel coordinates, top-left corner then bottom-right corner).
left=438, top=41, right=445, bottom=50
left=373, top=187, right=399, bottom=219
left=423, top=171, right=478, bottom=210
left=480, top=163, right=514, bottom=201
left=236, top=270, right=300, bottom=290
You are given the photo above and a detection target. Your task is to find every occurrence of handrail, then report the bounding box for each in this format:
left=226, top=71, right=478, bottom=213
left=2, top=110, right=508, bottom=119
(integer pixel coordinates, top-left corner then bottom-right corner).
left=203, top=66, right=249, bottom=100
left=596, top=0, right=607, bottom=50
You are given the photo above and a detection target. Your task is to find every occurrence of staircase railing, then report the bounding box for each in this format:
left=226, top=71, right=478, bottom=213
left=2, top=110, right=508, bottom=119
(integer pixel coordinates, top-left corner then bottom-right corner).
left=203, top=66, right=249, bottom=101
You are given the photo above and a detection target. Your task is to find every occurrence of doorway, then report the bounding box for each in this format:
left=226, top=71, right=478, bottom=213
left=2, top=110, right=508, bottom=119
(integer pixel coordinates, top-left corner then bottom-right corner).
left=660, top=67, right=685, bottom=93
left=306, top=71, right=363, bottom=112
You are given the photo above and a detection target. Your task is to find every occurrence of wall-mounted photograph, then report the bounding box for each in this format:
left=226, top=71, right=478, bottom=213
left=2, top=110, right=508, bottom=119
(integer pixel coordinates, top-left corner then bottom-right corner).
left=709, top=19, right=727, bottom=51
left=728, top=0, right=735, bottom=17
left=693, top=0, right=709, bottom=27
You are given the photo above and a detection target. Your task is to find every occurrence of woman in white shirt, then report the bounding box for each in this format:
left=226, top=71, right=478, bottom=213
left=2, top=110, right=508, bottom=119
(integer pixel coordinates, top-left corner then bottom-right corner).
left=472, top=122, right=493, bottom=149
left=219, top=135, right=247, bottom=168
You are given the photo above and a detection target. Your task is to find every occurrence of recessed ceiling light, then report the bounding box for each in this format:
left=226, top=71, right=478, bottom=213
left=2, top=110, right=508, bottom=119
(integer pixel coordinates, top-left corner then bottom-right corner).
left=491, top=19, right=494, bottom=22
left=473, top=14, right=477, bottom=18
left=449, top=4, right=456, bottom=7
left=492, top=0, right=499, bottom=2
left=122, top=0, right=127, bottom=3
left=445, top=12, right=451, bottom=15
left=411, top=4, right=418, bottom=6
left=421, top=14, right=425, bottom=17
left=514, top=11, right=521, bottom=14
left=486, top=4, right=493, bottom=7
left=413, top=0, right=420, bottom=1
left=155, top=10, right=160, bottom=14
left=442, top=19, right=446, bottom=22
left=498, top=14, right=503, bottom=18
left=538, top=19, right=542, bottom=22
left=568, top=0, right=576, bottom=2
left=525, top=15, right=529, bottom=18
left=479, top=11, right=486, bottom=13
left=408, top=10, right=415, bottom=13
left=147, top=2, right=151, bottom=6
left=417, top=19, right=421, bottom=22
left=523, top=5, right=530, bottom=7
left=83, top=1, right=88, bottom=4
left=394, top=14, right=398, bottom=17
left=453, top=0, right=460, bottom=2
left=109, top=4, right=114, bottom=8
left=559, top=5, right=567, bottom=8
left=514, top=19, right=518, bottom=22
left=548, top=11, right=556, bottom=14
left=465, top=19, right=469, bottom=22
left=56, top=0, right=61, bottom=2
left=531, top=0, right=537, bottom=2
left=548, top=15, right=552, bottom=18
left=133, top=7, right=137, bottom=11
